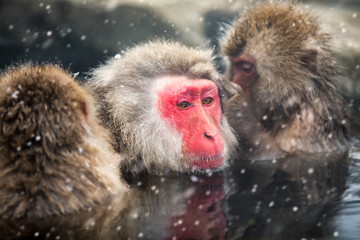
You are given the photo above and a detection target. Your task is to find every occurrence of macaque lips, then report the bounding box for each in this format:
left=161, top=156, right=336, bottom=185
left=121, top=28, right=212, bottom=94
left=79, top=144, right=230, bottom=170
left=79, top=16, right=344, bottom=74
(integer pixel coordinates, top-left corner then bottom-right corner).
left=156, top=76, right=225, bottom=170
left=190, top=154, right=225, bottom=170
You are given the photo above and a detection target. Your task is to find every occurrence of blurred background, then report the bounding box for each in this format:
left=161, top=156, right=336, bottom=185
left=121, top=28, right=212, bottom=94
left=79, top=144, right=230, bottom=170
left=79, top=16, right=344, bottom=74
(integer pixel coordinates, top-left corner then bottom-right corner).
left=0, top=0, right=359, bottom=94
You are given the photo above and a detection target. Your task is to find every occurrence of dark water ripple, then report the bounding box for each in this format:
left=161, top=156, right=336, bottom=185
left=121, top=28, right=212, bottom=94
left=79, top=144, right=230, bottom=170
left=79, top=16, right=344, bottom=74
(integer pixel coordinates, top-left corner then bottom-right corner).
left=1, top=149, right=360, bottom=240
left=332, top=149, right=360, bottom=240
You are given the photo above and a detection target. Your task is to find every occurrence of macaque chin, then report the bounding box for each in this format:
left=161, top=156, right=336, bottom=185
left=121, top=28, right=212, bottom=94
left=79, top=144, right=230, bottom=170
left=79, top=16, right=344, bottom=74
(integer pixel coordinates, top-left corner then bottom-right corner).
left=221, top=2, right=352, bottom=154
left=87, top=40, right=237, bottom=178
left=155, top=76, right=225, bottom=170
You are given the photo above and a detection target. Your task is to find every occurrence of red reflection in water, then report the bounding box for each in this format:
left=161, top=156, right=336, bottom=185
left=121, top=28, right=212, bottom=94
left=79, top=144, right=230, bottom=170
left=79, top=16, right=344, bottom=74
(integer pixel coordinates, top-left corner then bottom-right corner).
left=165, top=176, right=226, bottom=240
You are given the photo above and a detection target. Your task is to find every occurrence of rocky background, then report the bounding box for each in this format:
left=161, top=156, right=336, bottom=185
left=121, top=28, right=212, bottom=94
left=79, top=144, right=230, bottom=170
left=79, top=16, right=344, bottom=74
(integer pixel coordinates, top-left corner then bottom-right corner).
left=0, top=0, right=359, bottom=96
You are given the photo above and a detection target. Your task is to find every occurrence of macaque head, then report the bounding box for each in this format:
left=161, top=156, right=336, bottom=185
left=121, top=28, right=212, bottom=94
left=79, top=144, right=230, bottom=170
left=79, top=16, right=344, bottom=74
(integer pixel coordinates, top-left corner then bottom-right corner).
left=0, top=65, right=90, bottom=148
left=221, top=2, right=342, bottom=119
left=88, top=40, right=237, bottom=175
left=0, top=65, right=123, bottom=218
left=220, top=2, right=351, bottom=154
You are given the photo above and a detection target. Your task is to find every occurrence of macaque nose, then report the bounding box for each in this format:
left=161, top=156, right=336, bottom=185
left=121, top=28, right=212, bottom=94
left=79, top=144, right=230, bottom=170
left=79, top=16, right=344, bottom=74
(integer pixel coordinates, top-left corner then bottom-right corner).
left=204, top=128, right=218, bottom=140
left=201, top=110, right=219, bottom=140
left=204, top=132, right=212, bottom=139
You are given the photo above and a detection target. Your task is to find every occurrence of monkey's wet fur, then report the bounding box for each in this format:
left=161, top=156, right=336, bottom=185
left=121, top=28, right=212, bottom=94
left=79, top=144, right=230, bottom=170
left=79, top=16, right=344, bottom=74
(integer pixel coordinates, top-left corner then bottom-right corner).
left=0, top=65, right=126, bottom=219
left=221, top=1, right=352, bottom=154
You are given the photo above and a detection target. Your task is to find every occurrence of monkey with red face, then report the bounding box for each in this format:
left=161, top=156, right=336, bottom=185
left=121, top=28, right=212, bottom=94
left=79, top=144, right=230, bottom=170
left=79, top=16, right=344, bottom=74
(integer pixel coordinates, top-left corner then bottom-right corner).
left=87, top=41, right=240, bottom=179
left=0, top=65, right=126, bottom=219
left=221, top=1, right=352, bottom=154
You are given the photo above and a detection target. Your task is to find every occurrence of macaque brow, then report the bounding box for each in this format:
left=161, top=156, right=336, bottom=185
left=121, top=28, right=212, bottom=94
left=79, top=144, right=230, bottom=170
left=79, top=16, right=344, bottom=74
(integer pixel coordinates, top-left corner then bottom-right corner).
left=203, top=89, right=217, bottom=95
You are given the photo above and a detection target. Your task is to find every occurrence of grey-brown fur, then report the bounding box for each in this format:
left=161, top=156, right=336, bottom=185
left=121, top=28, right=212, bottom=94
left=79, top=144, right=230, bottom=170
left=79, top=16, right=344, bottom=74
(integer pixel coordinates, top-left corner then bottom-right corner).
left=0, top=65, right=125, bottom=219
left=87, top=40, right=237, bottom=177
left=220, top=80, right=286, bottom=160
left=221, top=1, right=351, bottom=153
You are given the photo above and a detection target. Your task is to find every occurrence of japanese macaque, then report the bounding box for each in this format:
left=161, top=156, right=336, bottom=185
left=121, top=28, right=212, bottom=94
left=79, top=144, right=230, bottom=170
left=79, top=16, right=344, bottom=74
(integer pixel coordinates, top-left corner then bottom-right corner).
left=221, top=2, right=352, bottom=154
left=87, top=41, right=238, bottom=178
left=0, top=65, right=125, bottom=219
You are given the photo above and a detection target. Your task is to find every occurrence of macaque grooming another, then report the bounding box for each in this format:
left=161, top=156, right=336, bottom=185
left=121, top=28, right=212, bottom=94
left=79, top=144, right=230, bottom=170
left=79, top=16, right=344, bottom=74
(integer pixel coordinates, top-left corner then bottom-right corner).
left=0, top=65, right=125, bottom=219
left=87, top=41, right=237, bottom=177
left=221, top=2, right=351, bottom=153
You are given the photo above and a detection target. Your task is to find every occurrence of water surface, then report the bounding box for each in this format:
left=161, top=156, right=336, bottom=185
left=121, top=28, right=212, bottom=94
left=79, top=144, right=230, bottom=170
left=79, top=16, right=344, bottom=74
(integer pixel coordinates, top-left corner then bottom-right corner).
left=2, top=148, right=359, bottom=240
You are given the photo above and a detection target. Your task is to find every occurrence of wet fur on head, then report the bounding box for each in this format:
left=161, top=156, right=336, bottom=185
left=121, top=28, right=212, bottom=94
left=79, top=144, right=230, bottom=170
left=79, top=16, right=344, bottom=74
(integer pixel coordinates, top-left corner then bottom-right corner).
left=221, top=1, right=350, bottom=151
left=0, top=64, right=124, bottom=218
left=88, top=40, right=237, bottom=175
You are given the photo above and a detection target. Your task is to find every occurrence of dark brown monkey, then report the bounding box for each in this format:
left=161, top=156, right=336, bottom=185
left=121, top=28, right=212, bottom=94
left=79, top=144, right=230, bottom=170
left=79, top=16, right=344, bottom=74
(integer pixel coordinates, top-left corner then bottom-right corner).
left=221, top=1, right=352, bottom=154
left=0, top=65, right=126, bottom=219
left=87, top=40, right=239, bottom=178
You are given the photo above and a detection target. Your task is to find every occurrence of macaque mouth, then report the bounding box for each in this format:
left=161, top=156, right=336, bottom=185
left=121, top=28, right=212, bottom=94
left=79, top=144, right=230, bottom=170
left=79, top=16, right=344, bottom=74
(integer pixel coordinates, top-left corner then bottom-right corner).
left=190, top=154, right=225, bottom=170
left=191, top=154, right=224, bottom=161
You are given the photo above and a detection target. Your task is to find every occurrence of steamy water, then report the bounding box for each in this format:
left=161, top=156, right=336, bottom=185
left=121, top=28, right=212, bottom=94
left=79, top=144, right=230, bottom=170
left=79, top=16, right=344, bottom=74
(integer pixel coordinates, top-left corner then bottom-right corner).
left=1, top=148, right=359, bottom=240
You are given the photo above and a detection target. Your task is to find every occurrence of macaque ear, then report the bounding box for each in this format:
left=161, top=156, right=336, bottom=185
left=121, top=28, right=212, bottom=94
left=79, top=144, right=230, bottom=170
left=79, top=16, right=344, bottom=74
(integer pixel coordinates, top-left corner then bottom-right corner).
left=215, top=82, right=225, bottom=112
left=300, top=49, right=318, bottom=74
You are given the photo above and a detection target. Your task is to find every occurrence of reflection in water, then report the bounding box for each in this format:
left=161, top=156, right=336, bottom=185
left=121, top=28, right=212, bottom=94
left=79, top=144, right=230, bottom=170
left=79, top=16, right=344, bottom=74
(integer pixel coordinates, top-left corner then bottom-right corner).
left=226, top=151, right=349, bottom=240
left=332, top=149, right=360, bottom=240
left=165, top=177, right=226, bottom=240
left=117, top=174, right=226, bottom=240
left=0, top=195, right=130, bottom=240
left=0, top=150, right=354, bottom=240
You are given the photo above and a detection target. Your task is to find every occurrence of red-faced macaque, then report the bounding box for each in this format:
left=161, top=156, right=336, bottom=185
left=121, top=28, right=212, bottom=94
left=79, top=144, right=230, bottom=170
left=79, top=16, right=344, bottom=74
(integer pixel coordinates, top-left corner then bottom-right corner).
left=87, top=41, right=238, bottom=179
left=221, top=2, right=352, bottom=154
left=0, top=65, right=126, bottom=219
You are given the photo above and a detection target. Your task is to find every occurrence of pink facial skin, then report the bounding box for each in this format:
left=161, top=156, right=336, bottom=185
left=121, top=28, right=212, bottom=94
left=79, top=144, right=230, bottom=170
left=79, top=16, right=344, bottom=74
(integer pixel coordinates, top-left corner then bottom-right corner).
left=156, top=76, right=225, bottom=170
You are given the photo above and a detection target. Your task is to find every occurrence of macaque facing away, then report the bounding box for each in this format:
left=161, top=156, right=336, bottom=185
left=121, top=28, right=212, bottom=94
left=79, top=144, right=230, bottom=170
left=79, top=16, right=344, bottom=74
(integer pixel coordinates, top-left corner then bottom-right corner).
left=221, top=2, right=352, bottom=154
left=0, top=65, right=125, bottom=219
left=87, top=41, right=238, bottom=178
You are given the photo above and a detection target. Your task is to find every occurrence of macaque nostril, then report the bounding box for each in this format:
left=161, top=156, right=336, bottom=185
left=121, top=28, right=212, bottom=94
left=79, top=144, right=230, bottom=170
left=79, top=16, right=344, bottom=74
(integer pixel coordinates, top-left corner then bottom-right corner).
left=204, top=132, right=213, bottom=139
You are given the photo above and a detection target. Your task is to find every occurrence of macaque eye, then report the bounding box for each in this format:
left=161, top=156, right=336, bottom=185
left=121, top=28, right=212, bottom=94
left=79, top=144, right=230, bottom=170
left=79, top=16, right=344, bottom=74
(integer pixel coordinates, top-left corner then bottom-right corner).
left=177, top=101, right=192, bottom=109
left=202, top=97, right=213, bottom=105
left=235, top=61, right=255, bottom=73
